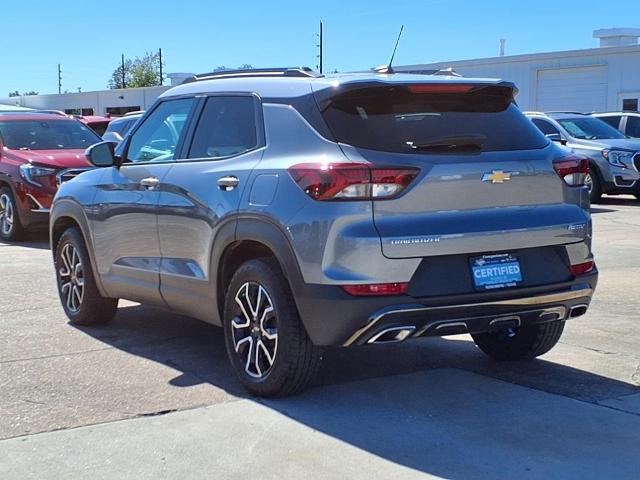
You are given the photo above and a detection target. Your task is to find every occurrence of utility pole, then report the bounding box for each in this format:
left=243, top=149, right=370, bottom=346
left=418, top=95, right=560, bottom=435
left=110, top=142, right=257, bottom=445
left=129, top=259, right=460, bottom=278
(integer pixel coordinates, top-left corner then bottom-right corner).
left=317, top=21, right=323, bottom=74
left=57, top=64, right=62, bottom=94
left=158, top=48, right=163, bottom=86
left=121, top=54, right=126, bottom=89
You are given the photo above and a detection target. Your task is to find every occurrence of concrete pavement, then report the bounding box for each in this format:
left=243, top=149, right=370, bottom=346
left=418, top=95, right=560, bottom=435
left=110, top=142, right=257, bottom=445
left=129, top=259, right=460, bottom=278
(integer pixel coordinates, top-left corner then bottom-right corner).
left=1, top=195, right=639, bottom=478
left=2, top=369, right=639, bottom=480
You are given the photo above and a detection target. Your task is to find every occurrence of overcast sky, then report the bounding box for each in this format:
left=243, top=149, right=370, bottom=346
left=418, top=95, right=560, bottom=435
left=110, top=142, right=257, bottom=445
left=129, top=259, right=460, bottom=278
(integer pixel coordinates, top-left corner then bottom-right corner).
left=1, top=0, right=638, bottom=95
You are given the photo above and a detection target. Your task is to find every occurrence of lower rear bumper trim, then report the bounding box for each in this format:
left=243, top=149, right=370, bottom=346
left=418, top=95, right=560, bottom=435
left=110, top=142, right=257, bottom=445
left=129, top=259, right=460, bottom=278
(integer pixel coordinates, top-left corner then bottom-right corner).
left=343, top=285, right=593, bottom=346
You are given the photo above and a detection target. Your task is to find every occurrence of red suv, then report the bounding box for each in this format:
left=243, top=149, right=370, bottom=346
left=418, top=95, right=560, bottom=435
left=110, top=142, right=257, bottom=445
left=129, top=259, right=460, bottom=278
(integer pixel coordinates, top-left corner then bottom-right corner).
left=0, top=113, right=101, bottom=241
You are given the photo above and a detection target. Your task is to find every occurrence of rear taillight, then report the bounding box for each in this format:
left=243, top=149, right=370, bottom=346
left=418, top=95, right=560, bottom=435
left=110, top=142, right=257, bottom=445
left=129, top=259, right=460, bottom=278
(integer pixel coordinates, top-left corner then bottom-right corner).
left=553, top=154, right=589, bottom=187
left=569, top=261, right=594, bottom=276
left=288, top=163, right=419, bottom=201
left=342, top=283, right=409, bottom=296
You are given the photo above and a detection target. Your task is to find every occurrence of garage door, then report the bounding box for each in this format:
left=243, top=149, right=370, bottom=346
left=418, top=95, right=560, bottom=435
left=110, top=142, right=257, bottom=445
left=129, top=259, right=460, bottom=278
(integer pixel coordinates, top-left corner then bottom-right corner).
left=536, top=66, right=608, bottom=112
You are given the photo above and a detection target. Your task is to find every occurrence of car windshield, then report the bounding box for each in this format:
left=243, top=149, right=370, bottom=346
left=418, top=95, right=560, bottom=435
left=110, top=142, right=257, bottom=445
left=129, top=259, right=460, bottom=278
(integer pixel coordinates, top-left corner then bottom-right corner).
left=319, top=84, right=548, bottom=153
left=557, top=117, right=626, bottom=140
left=0, top=119, right=101, bottom=150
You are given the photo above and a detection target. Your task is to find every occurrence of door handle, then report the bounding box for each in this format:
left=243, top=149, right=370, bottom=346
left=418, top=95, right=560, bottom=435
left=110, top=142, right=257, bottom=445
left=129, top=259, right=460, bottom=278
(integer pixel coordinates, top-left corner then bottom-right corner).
left=139, top=177, right=160, bottom=190
left=217, top=176, right=239, bottom=191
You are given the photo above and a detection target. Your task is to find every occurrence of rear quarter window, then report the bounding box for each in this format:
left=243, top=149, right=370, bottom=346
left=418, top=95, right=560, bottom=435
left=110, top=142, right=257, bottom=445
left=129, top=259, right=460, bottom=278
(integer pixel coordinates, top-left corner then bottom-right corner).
left=319, top=85, right=548, bottom=153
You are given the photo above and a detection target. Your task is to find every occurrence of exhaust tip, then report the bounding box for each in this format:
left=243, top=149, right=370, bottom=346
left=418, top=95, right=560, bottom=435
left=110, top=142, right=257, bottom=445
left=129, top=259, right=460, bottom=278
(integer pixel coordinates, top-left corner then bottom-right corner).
left=569, top=304, right=588, bottom=318
left=367, top=326, right=416, bottom=344
left=434, top=321, right=469, bottom=335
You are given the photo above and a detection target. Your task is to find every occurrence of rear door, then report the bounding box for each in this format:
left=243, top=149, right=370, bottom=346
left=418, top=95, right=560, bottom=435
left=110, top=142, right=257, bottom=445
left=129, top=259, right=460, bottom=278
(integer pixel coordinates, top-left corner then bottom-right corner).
left=320, top=83, right=589, bottom=259
left=91, top=97, right=195, bottom=304
left=157, top=94, right=265, bottom=321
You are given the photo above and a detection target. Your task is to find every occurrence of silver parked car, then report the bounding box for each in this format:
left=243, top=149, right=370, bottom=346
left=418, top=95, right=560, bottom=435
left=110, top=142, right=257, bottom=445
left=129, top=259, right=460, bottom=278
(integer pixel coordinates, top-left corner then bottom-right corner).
left=101, top=112, right=144, bottom=145
left=50, top=68, right=598, bottom=396
left=591, top=111, right=640, bottom=139
left=526, top=111, right=640, bottom=202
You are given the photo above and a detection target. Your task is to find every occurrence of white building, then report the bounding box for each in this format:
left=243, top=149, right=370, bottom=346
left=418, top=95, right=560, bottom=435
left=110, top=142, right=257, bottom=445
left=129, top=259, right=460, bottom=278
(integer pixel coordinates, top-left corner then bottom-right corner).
left=396, top=28, right=640, bottom=112
left=2, top=29, right=639, bottom=116
left=0, top=72, right=197, bottom=116
left=0, top=85, right=171, bottom=116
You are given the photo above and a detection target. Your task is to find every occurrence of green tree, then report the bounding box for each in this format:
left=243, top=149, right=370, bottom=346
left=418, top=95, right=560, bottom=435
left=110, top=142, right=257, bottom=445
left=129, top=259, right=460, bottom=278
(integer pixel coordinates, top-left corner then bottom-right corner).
left=23, top=90, right=39, bottom=96
left=108, top=52, right=162, bottom=89
left=8, top=90, right=20, bottom=97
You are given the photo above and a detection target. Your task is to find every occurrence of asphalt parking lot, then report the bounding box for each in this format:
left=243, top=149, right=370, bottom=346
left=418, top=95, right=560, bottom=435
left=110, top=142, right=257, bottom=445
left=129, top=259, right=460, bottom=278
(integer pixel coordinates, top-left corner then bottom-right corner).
left=1, top=196, right=639, bottom=479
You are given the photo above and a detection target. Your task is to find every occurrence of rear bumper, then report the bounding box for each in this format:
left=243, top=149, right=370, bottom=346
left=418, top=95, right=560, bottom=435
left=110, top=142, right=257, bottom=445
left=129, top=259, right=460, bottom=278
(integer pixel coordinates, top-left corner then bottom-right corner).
left=295, top=270, right=598, bottom=347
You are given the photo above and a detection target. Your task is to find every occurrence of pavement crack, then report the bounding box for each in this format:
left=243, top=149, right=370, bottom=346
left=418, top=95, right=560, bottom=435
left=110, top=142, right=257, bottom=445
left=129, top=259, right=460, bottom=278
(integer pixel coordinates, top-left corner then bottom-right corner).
left=136, top=408, right=179, bottom=418
left=0, top=346, right=115, bottom=365
left=633, top=362, right=640, bottom=386
left=558, top=340, right=617, bottom=356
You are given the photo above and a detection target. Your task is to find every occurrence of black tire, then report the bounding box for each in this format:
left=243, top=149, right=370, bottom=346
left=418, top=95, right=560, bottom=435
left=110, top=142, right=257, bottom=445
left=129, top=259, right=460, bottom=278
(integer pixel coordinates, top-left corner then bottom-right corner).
left=471, top=321, right=565, bottom=361
left=223, top=258, right=322, bottom=397
left=54, top=227, right=118, bottom=325
left=586, top=168, right=602, bottom=204
left=0, top=186, right=27, bottom=241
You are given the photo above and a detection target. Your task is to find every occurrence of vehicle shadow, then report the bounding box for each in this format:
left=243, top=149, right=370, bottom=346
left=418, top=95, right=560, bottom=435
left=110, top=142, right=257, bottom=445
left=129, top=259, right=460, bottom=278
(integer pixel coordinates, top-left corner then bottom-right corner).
left=597, top=195, right=640, bottom=206
left=0, top=231, right=50, bottom=250
left=590, top=207, right=618, bottom=214
left=72, top=303, right=640, bottom=478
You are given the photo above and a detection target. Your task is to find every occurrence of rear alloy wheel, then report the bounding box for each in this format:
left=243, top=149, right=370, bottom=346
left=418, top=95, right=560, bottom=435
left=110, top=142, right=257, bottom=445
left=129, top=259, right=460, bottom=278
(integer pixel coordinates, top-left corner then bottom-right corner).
left=231, top=282, right=279, bottom=379
left=223, top=259, right=321, bottom=397
left=0, top=187, right=26, bottom=241
left=585, top=170, right=602, bottom=203
left=55, top=227, right=118, bottom=325
left=471, top=320, right=565, bottom=361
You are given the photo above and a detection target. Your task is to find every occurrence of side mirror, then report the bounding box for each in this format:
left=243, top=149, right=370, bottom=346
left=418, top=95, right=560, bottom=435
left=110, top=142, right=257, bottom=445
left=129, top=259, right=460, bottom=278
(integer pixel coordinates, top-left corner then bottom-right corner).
left=85, top=141, right=118, bottom=167
left=546, top=133, right=567, bottom=146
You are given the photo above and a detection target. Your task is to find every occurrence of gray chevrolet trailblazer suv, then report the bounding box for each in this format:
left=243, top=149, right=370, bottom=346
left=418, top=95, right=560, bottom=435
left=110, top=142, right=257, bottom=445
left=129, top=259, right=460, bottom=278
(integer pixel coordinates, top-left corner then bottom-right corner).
left=526, top=111, right=640, bottom=202
left=50, top=68, right=598, bottom=396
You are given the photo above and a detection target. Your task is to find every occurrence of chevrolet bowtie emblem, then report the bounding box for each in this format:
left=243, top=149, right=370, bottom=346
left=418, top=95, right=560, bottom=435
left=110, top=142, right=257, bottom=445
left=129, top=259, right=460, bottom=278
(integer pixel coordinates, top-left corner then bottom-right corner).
left=482, top=170, right=512, bottom=183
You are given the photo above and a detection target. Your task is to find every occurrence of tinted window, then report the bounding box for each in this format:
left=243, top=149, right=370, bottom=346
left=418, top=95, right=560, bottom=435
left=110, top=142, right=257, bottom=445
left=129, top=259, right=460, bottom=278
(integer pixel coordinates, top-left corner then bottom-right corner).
left=622, top=98, right=638, bottom=112
left=531, top=118, right=560, bottom=136
left=320, top=85, right=547, bottom=153
left=626, top=117, right=640, bottom=138
left=557, top=117, right=626, bottom=140
left=597, top=116, right=622, bottom=130
left=0, top=119, right=101, bottom=150
left=187, top=96, right=258, bottom=159
left=127, top=99, right=194, bottom=163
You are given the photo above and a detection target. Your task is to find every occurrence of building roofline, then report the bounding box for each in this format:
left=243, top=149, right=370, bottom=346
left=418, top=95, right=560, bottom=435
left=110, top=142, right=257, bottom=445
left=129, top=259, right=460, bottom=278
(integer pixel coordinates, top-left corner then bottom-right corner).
left=396, top=43, right=640, bottom=70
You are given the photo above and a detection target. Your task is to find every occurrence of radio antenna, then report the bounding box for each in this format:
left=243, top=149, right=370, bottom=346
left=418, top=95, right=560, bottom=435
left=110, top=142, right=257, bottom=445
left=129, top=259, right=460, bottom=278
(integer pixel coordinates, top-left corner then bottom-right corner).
left=374, top=25, right=404, bottom=74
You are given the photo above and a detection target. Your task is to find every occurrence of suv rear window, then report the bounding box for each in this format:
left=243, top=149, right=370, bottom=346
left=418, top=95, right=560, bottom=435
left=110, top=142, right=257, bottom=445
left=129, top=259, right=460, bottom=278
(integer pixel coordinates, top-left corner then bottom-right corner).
left=319, top=85, right=547, bottom=153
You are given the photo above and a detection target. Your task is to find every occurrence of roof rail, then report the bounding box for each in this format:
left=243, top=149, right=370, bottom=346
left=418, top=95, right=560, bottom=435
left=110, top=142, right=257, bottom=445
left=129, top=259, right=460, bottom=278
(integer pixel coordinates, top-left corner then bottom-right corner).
left=182, top=67, right=321, bottom=84
left=545, top=111, right=586, bottom=115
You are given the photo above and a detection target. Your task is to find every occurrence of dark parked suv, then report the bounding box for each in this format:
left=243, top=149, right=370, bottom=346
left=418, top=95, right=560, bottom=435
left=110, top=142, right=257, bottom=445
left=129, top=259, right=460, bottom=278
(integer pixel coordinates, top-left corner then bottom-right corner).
left=50, top=68, right=598, bottom=396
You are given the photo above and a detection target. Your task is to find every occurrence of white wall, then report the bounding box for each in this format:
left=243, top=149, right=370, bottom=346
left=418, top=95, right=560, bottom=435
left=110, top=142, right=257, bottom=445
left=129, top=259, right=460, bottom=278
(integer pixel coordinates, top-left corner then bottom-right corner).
left=0, top=86, right=171, bottom=115
left=397, top=45, right=640, bottom=112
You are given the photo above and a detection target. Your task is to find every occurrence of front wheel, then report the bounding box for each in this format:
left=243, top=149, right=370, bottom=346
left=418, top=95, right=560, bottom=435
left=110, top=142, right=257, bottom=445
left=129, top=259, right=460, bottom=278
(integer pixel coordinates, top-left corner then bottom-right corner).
left=471, top=321, right=565, bottom=361
left=585, top=169, right=602, bottom=203
left=0, top=187, right=26, bottom=241
left=55, top=227, right=118, bottom=325
left=223, top=258, right=322, bottom=397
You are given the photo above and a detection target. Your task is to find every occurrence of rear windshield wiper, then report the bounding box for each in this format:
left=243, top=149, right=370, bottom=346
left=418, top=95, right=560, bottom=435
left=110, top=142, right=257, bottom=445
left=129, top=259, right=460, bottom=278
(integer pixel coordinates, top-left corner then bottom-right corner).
left=406, top=135, right=486, bottom=152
